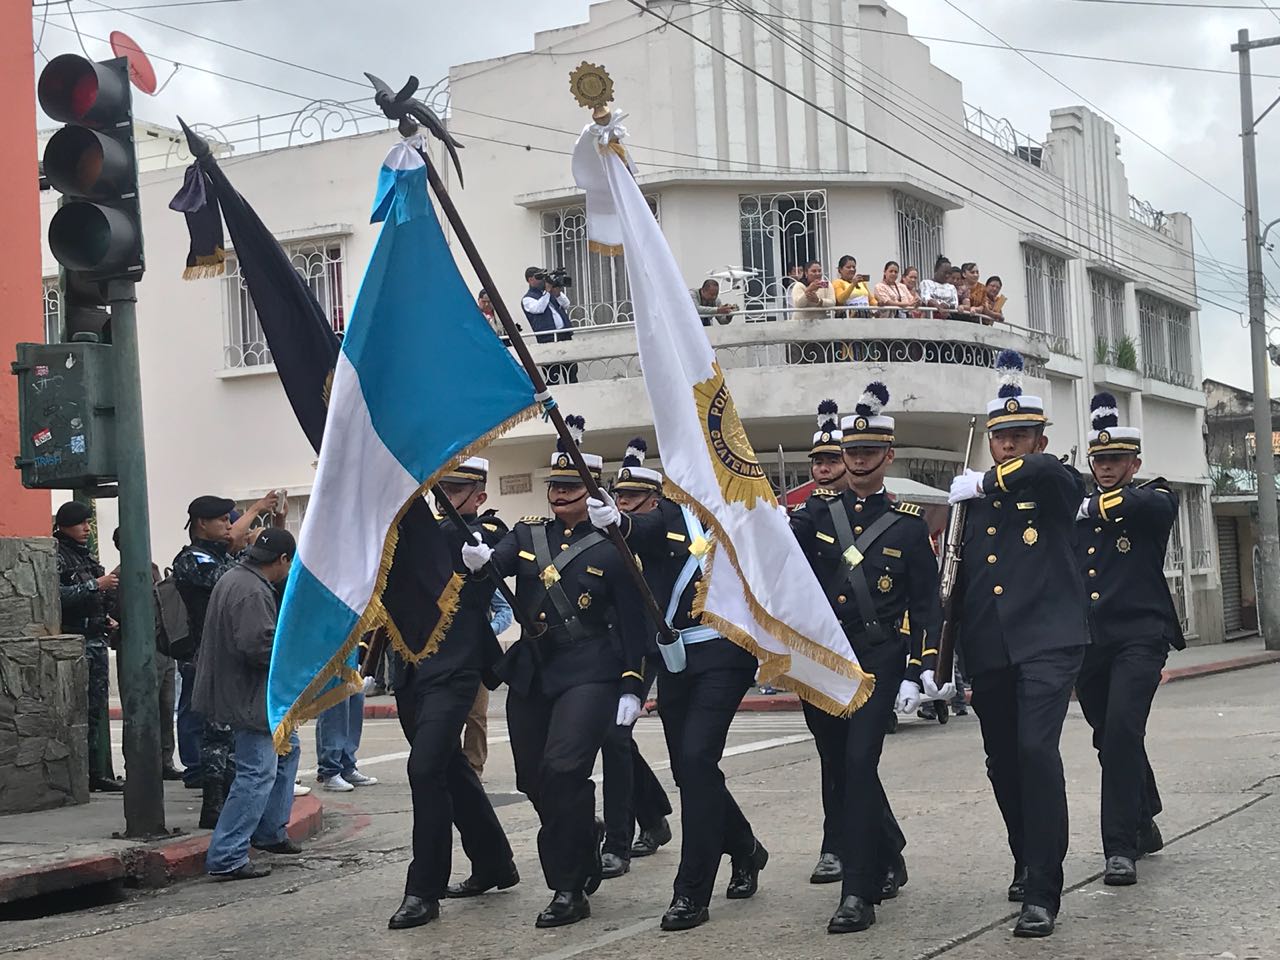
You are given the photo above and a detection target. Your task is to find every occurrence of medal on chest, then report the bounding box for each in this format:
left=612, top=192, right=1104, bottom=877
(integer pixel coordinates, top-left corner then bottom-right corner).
left=1116, top=535, right=1131, bottom=554
left=1022, top=526, right=1038, bottom=546
left=577, top=592, right=592, bottom=610
left=877, top=573, right=893, bottom=593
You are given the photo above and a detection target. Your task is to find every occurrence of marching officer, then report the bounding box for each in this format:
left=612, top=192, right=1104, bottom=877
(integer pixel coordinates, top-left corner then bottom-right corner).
left=588, top=439, right=769, bottom=932
left=1074, top=393, right=1183, bottom=887
left=599, top=441, right=674, bottom=879
left=945, top=350, right=1088, bottom=938
left=791, top=381, right=943, bottom=934
left=809, top=399, right=849, bottom=492
left=461, top=416, right=649, bottom=929
left=386, top=458, right=518, bottom=930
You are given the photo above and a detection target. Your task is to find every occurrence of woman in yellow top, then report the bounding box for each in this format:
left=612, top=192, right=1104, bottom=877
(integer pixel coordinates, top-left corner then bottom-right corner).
left=831, top=255, right=874, bottom=314
left=790, top=259, right=837, bottom=315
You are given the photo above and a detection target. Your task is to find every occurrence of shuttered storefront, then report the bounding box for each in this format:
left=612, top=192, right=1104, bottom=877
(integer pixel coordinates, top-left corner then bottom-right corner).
left=1217, top=517, right=1243, bottom=634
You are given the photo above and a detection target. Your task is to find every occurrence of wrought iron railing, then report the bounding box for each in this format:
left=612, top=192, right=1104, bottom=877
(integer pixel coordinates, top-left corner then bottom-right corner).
left=1129, top=194, right=1172, bottom=236
left=963, top=103, right=1053, bottom=173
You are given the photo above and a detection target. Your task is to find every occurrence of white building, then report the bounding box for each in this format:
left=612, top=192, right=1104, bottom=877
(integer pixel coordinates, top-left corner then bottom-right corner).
left=37, top=0, right=1223, bottom=643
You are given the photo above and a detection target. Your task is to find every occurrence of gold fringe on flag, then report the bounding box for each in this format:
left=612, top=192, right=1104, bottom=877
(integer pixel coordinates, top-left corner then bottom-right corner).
left=181, top=248, right=226, bottom=280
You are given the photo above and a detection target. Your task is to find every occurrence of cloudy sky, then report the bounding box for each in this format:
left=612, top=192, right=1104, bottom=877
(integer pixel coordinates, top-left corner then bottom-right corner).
left=31, top=0, right=1280, bottom=391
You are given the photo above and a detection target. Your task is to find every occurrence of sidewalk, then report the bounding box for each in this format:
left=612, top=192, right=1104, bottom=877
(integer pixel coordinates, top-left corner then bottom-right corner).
left=0, top=783, right=323, bottom=906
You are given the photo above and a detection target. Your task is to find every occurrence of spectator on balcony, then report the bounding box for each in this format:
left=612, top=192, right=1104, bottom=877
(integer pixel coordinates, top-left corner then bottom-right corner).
left=832, top=255, right=873, bottom=317
left=919, top=256, right=959, bottom=320
left=522, top=267, right=578, bottom=384
left=901, top=266, right=924, bottom=318
left=873, top=261, right=915, bottom=318
left=691, top=279, right=737, bottom=326
left=791, top=260, right=837, bottom=316
left=781, top=262, right=806, bottom=294
left=478, top=289, right=511, bottom=346
left=961, top=263, right=984, bottom=314
left=982, top=277, right=1006, bottom=325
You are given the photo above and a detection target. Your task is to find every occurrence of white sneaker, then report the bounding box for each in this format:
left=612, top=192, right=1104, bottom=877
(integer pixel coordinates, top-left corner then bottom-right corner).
left=319, top=774, right=355, bottom=792
left=345, top=770, right=378, bottom=787
left=293, top=781, right=312, bottom=797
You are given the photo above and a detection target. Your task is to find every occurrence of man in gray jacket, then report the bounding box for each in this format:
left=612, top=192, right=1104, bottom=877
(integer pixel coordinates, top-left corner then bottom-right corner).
left=195, top=528, right=301, bottom=881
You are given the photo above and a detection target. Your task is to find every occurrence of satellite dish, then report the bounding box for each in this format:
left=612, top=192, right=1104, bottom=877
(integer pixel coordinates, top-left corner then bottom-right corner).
left=109, top=31, right=158, bottom=96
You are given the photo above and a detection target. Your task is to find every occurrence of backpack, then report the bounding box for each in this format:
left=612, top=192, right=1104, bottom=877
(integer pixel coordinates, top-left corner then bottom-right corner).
left=155, top=568, right=195, bottom=662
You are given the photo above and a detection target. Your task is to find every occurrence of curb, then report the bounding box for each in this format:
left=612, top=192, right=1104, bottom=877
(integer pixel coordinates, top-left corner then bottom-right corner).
left=0, top=795, right=324, bottom=905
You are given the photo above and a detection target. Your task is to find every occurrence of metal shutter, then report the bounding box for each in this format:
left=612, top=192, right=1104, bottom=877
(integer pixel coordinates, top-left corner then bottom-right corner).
left=1217, top=517, right=1243, bottom=634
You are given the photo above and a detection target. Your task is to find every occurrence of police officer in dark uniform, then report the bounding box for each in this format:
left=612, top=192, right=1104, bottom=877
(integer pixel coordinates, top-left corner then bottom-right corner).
left=386, top=457, right=519, bottom=930
left=173, top=493, right=284, bottom=827
left=1074, top=393, right=1182, bottom=887
left=461, top=416, right=648, bottom=928
left=945, top=350, right=1087, bottom=939
left=598, top=441, right=674, bottom=880
left=588, top=439, right=768, bottom=932
left=791, top=381, right=942, bottom=934
left=54, top=501, right=124, bottom=792
left=809, top=399, right=849, bottom=493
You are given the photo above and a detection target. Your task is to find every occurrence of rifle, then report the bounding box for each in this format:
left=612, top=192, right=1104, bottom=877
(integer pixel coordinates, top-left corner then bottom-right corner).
left=934, top=415, right=978, bottom=688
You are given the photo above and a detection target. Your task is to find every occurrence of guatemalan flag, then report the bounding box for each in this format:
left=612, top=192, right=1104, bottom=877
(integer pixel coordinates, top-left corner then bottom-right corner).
left=267, top=134, right=537, bottom=750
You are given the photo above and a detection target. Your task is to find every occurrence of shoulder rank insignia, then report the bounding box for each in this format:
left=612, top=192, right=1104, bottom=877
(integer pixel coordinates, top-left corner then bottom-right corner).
left=893, top=501, right=922, bottom=517
left=813, top=488, right=840, bottom=499
left=481, top=522, right=499, bottom=532
left=521, top=515, right=548, bottom=524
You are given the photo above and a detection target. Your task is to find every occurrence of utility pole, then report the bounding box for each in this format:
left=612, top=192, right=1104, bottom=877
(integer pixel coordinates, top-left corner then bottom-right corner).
left=1234, top=28, right=1280, bottom=650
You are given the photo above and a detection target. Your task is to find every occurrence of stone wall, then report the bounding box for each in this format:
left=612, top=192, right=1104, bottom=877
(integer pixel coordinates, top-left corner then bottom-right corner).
left=0, top=537, right=89, bottom=814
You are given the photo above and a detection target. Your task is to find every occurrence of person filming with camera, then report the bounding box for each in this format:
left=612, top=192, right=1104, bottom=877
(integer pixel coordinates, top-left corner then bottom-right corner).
left=522, top=266, right=578, bottom=383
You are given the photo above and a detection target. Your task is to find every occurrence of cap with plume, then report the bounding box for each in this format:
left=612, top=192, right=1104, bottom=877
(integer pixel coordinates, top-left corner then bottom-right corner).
left=995, top=349, right=1024, bottom=398
left=1090, top=392, right=1119, bottom=431
left=558, top=414, right=586, bottom=452
left=854, top=381, right=890, bottom=418
left=622, top=437, right=647, bottom=468
left=816, top=398, right=839, bottom=431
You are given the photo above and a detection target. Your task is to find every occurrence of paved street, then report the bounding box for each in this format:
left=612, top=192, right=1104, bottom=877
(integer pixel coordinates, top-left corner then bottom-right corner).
left=8, top=666, right=1280, bottom=960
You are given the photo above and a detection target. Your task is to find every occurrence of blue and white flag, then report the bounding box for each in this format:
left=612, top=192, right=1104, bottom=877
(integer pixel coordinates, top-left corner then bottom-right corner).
left=268, top=134, right=537, bottom=749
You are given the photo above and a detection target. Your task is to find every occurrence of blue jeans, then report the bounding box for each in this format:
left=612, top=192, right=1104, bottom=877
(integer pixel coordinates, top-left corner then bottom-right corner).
left=176, top=661, right=204, bottom=785
left=206, top=729, right=301, bottom=875
left=315, top=693, right=364, bottom=780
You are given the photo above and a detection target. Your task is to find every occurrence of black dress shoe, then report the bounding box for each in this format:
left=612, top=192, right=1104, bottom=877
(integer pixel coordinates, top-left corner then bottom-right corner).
left=1137, top=819, right=1164, bottom=858
left=1007, top=864, right=1028, bottom=902
left=880, top=853, right=908, bottom=900
left=660, top=895, right=709, bottom=931
left=445, top=862, right=520, bottom=898
left=162, top=765, right=184, bottom=782
left=726, top=839, right=768, bottom=899
left=1104, top=856, right=1137, bottom=886
left=601, top=852, right=630, bottom=879
left=90, top=776, right=125, bottom=793
left=584, top=818, right=606, bottom=895
left=535, top=891, right=590, bottom=928
left=387, top=895, right=439, bottom=929
left=1013, top=904, right=1056, bottom=938
left=917, top=703, right=937, bottom=721
left=827, top=895, right=876, bottom=934
left=809, top=852, right=843, bottom=884
left=631, top=817, right=673, bottom=857
left=252, top=838, right=303, bottom=854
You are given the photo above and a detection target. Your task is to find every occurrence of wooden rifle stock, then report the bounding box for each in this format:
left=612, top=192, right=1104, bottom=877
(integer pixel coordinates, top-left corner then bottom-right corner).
left=935, top=416, right=978, bottom=686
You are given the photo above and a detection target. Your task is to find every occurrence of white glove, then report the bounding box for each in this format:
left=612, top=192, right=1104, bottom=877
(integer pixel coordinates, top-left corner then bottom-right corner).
left=947, top=468, right=987, bottom=505
left=460, top=532, right=493, bottom=573
left=895, top=680, right=922, bottom=715
left=587, top=491, right=621, bottom=530
left=1076, top=497, right=1091, bottom=522
left=615, top=693, right=642, bottom=727
left=921, top=669, right=957, bottom=704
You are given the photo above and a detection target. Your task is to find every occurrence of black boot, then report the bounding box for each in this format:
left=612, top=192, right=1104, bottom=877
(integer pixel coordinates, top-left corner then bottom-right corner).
left=445, top=861, right=520, bottom=898
left=535, top=891, right=590, bottom=928
left=1104, top=856, right=1137, bottom=886
left=631, top=817, right=673, bottom=857
left=89, top=776, right=125, bottom=793
left=828, top=895, right=876, bottom=934
left=1013, top=904, right=1056, bottom=938
left=601, top=852, right=630, bottom=879
left=1007, top=863, right=1028, bottom=902
left=726, top=839, right=768, bottom=899
left=879, top=853, right=908, bottom=900
left=809, top=852, right=843, bottom=884
left=660, top=895, right=709, bottom=931
left=388, top=895, right=439, bottom=929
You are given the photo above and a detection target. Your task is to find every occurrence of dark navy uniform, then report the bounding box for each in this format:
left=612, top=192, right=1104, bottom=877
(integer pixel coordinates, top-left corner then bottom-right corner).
left=392, top=510, right=514, bottom=905
left=792, top=487, right=941, bottom=905
left=489, top=516, right=648, bottom=894
left=620, top=498, right=762, bottom=911
left=954, top=452, right=1088, bottom=915
left=1075, top=478, right=1182, bottom=863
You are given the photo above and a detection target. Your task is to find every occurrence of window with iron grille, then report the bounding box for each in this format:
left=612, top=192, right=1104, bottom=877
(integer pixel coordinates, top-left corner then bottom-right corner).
left=1021, top=245, right=1071, bottom=353
left=42, top=277, right=60, bottom=344
left=894, top=193, right=944, bottom=284
left=1138, top=293, right=1193, bottom=387
left=223, top=237, right=346, bottom=368
left=739, top=191, right=829, bottom=312
left=1088, top=271, right=1126, bottom=349
left=540, top=197, right=659, bottom=327
left=1184, top=484, right=1212, bottom=571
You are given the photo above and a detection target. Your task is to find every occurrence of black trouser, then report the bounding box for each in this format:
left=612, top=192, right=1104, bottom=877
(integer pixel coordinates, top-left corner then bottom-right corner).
left=156, top=654, right=177, bottom=768
left=601, top=665, right=671, bottom=857
left=1074, top=638, right=1167, bottom=860
left=86, top=639, right=116, bottom=781
left=508, top=680, right=618, bottom=892
left=969, top=645, right=1085, bottom=915
left=395, top=669, right=512, bottom=901
left=658, top=658, right=758, bottom=908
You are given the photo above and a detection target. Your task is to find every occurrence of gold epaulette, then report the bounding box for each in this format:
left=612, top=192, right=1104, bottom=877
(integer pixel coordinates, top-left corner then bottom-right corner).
left=481, top=522, right=499, bottom=532
left=893, top=501, right=923, bottom=517
left=520, top=515, right=548, bottom=524
left=812, top=488, right=840, bottom=499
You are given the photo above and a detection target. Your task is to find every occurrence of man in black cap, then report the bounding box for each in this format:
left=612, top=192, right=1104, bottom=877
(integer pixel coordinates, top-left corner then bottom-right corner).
left=196, top=527, right=302, bottom=881
left=1074, top=393, right=1183, bottom=887
left=790, top=381, right=943, bottom=934
left=54, top=500, right=123, bottom=792
left=385, top=457, right=519, bottom=931
left=461, top=416, right=649, bottom=928
left=945, top=350, right=1087, bottom=938
left=173, top=491, right=285, bottom=826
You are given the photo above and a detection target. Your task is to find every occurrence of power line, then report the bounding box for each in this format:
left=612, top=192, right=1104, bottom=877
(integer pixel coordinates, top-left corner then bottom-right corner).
left=36, top=0, right=246, bottom=8
left=1059, top=0, right=1280, bottom=7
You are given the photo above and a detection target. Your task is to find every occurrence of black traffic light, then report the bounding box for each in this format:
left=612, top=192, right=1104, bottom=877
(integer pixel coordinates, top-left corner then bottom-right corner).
left=38, top=54, right=144, bottom=283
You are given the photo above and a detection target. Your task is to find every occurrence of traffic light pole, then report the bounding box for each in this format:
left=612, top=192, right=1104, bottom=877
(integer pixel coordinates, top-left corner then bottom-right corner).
left=109, top=279, right=165, bottom=836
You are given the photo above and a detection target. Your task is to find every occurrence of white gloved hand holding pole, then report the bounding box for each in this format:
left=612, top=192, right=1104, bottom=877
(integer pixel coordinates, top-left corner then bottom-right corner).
left=460, top=532, right=493, bottom=573
left=587, top=491, right=621, bottom=530
left=921, top=669, right=957, bottom=704
left=947, top=468, right=987, bottom=505
left=895, top=680, right=922, bottom=715
left=615, top=693, right=643, bottom=727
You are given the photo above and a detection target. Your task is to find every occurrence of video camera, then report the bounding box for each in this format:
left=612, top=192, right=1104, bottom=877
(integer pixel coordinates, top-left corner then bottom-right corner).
left=534, top=266, right=573, bottom=289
